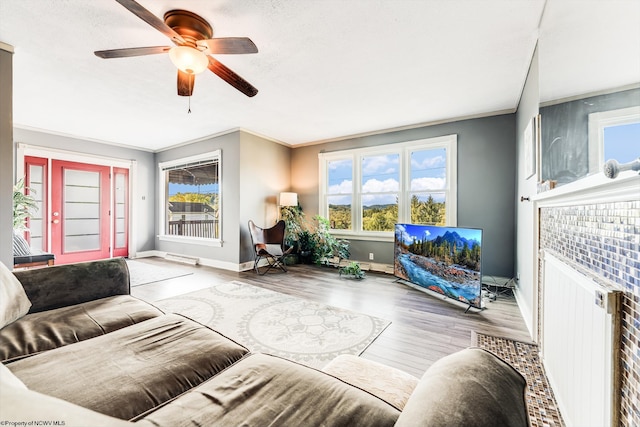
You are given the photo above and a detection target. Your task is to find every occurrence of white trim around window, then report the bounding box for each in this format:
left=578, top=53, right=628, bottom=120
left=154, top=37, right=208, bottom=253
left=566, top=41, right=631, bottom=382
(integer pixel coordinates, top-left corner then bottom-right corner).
left=318, top=135, right=457, bottom=241
left=588, top=106, right=640, bottom=173
left=158, top=150, right=222, bottom=247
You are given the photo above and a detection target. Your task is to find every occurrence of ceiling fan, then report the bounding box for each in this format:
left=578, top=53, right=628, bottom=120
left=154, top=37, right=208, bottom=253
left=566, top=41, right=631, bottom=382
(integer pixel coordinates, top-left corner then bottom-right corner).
left=95, top=0, right=258, bottom=97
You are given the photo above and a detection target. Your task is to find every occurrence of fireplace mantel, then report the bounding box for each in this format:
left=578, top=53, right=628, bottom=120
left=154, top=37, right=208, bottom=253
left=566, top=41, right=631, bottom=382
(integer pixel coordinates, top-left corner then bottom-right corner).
left=533, top=172, right=640, bottom=207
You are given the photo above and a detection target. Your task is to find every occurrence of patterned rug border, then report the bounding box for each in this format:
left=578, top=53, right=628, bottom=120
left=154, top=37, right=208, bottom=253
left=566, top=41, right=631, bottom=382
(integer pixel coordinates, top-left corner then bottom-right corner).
left=472, top=331, right=565, bottom=427
left=155, top=280, right=391, bottom=369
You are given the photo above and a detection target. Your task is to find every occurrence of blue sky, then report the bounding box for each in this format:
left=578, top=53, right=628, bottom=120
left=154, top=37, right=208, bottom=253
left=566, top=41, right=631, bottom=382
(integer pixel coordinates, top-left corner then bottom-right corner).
left=328, top=148, right=447, bottom=206
left=604, top=122, right=640, bottom=163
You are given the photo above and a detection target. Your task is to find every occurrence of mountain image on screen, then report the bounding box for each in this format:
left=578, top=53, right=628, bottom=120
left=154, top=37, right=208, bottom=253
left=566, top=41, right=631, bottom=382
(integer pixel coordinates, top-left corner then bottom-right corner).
left=394, top=224, right=482, bottom=308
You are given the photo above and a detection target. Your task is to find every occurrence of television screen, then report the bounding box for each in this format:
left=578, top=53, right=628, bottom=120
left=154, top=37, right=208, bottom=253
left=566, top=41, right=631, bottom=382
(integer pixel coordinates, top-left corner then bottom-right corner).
left=394, top=223, right=483, bottom=308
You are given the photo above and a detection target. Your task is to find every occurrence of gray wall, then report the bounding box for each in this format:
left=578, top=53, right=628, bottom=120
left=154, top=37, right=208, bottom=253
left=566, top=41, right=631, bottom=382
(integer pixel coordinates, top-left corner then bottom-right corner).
left=540, top=87, right=640, bottom=184
left=12, top=128, right=156, bottom=255
left=238, top=132, right=291, bottom=264
left=155, top=130, right=291, bottom=266
left=291, top=114, right=517, bottom=278
left=155, top=132, right=241, bottom=264
left=0, top=45, right=13, bottom=268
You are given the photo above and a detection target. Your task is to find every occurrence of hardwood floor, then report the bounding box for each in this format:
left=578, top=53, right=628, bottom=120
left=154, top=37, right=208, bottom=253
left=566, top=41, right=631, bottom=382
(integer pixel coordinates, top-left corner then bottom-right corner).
left=131, top=257, right=532, bottom=378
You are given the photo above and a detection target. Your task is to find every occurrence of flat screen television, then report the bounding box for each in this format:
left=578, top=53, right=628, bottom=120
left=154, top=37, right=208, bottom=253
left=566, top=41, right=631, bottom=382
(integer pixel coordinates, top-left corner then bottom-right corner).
left=394, top=223, right=483, bottom=309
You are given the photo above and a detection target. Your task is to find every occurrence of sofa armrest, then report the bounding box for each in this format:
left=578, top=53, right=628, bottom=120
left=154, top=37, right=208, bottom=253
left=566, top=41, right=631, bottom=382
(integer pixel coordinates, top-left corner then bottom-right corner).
left=395, top=348, right=529, bottom=427
left=13, top=258, right=130, bottom=313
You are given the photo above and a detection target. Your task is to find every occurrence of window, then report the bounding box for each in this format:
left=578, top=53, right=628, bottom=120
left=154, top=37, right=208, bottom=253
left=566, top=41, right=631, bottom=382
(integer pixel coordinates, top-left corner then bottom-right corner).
left=588, top=106, right=640, bottom=173
left=319, top=135, right=457, bottom=239
left=158, top=151, right=221, bottom=246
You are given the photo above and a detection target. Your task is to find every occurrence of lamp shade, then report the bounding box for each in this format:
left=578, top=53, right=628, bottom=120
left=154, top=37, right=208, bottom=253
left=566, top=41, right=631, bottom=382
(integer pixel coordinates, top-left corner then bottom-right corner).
left=169, top=46, right=209, bottom=75
left=279, top=192, right=298, bottom=207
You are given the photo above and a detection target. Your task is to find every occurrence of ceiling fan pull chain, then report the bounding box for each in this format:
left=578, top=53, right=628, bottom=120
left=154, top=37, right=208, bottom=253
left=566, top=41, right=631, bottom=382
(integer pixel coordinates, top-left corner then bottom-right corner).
left=188, top=95, right=192, bottom=114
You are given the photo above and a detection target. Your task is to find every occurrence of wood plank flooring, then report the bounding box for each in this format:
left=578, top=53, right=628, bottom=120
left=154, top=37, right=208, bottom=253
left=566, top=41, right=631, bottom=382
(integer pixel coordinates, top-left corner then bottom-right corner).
left=131, top=257, right=532, bottom=378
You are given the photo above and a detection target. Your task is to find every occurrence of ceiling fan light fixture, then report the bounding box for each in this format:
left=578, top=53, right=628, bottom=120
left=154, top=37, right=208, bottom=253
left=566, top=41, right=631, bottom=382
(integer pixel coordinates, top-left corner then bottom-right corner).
left=169, top=46, right=208, bottom=74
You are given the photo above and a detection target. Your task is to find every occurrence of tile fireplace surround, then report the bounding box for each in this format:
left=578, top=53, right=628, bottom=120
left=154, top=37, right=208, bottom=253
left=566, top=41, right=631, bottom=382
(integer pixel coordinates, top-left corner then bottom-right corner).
left=534, top=172, right=640, bottom=427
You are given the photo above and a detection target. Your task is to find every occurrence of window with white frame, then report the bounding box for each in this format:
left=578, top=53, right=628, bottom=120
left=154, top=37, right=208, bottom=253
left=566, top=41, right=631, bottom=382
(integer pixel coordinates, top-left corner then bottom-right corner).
left=319, top=135, right=457, bottom=239
left=588, top=106, right=640, bottom=173
left=158, top=151, right=221, bottom=246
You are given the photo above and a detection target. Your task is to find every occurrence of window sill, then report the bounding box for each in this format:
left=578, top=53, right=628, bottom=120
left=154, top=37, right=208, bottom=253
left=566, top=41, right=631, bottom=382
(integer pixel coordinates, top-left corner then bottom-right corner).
left=158, top=235, right=222, bottom=247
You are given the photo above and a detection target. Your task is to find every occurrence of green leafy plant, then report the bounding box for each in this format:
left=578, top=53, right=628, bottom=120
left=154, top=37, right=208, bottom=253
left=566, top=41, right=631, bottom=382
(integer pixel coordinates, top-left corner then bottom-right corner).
left=296, top=229, right=317, bottom=264
left=311, top=215, right=350, bottom=265
left=13, top=178, right=38, bottom=232
left=280, top=205, right=307, bottom=250
left=340, top=261, right=365, bottom=279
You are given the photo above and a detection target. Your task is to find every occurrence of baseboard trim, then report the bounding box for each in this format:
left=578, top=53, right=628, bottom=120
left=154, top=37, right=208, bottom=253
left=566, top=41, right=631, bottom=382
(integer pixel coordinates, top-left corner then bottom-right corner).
left=131, top=251, right=394, bottom=274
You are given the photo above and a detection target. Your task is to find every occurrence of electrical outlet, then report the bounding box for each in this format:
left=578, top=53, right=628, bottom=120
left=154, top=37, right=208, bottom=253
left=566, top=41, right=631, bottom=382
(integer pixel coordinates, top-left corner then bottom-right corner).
left=369, top=253, right=374, bottom=260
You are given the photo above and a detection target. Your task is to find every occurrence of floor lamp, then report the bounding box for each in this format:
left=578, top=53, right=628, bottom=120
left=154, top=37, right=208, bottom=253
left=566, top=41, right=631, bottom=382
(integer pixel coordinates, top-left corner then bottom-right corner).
left=279, top=192, right=298, bottom=220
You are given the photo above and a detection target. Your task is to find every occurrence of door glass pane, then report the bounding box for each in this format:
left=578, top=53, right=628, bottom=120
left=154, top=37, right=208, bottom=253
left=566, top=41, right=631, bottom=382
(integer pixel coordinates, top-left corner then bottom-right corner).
left=64, top=169, right=100, bottom=252
left=28, top=164, right=45, bottom=251
left=114, top=172, right=126, bottom=249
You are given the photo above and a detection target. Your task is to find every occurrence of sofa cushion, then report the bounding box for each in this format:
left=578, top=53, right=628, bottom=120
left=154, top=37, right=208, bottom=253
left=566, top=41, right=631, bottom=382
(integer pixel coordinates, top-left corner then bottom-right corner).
left=8, top=313, right=249, bottom=421
left=0, top=372, right=139, bottom=427
left=394, top=347, right=529, bottom=427
left=139, top=353, right=400, bottom=427
left=0, top=295, right=163, bottom=363
left=0, top=261, right=32, bottom=329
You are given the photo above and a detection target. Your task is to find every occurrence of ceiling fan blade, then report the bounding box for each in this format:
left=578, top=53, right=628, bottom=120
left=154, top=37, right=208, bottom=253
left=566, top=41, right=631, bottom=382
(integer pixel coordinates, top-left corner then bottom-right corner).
left=207, top=57, right=258, bottom=97
left=196, top=38, right=258, bottom=54
left=177, top=70, right=195, bottom=97
left=94, top=46, right=170, bottom=59
left=115, top=0, right=186, bottom=45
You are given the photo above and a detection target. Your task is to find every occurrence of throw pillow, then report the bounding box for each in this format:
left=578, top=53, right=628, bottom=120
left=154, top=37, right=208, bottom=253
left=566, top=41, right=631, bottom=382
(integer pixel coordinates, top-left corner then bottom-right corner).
left=12, top=233, right=32, bottom=256
left=0, top=261, right=32, bottom=329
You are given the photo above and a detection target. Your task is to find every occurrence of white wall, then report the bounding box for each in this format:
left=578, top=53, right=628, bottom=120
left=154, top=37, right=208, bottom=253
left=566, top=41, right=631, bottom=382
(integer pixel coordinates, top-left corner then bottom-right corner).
left=514, top=46, right=539, bottom=340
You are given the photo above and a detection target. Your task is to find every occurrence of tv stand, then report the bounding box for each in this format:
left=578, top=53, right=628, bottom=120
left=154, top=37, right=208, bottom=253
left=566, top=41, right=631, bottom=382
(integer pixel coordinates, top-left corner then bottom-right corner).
left=396, top=278, right=485, bottom=313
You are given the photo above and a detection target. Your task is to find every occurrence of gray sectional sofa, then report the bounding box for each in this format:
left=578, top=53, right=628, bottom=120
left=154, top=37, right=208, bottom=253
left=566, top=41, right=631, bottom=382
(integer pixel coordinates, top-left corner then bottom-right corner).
left=0, top=258, right=529, bottom=426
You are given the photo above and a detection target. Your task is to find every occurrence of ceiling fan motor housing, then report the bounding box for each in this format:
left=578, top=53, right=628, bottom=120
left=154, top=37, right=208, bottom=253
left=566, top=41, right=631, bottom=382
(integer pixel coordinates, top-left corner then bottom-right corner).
left=164, top=10, right=213, bottom=47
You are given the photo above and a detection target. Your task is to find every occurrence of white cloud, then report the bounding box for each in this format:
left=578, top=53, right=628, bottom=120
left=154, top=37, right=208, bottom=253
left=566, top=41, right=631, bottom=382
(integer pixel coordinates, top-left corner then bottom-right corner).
left=362, top=155, right=398, bottom=175
left=328, top=180, right=352, bottom=194
left=410, top=177, right=446, bottom=190
left=362, top=178, right=399, bottom=192
left=411, top=155, right=445, bottom=169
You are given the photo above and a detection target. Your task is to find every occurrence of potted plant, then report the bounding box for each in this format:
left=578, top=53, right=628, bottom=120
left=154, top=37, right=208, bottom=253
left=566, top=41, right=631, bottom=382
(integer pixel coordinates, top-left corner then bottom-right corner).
left=339, top=261, right=366, bottom=279
left=311, top=216, right=350, bottom=266
left=13, top=178, right=38, bottom=232
left=280, top=204, right=306, bottom=251
left=297, top=230, right=316, bottom=264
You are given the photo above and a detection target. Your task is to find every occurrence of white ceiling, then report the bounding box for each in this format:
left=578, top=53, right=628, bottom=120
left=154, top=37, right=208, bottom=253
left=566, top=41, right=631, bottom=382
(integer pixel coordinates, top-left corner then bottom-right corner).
left=1, top=0, right=638, bottom=152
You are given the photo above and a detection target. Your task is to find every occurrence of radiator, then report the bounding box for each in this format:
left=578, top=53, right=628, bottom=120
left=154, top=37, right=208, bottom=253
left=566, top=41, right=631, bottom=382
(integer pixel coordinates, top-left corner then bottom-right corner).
left=541, top=251, right=621, bottom=427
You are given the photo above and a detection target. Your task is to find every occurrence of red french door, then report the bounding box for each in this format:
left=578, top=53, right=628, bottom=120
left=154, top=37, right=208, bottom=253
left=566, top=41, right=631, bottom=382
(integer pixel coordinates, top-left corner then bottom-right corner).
left=112, top=167, right=129, bottom=258
left=51, top=160, right=111, bottom=264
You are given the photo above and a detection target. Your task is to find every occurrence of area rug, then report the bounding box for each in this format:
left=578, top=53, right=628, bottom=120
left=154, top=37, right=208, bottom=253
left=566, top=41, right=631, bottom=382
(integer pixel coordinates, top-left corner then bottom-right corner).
left=126, top=259, right=193, bottom=287
left=155, top=281, right=391, bottom=370
left=472, top=332, right=564, bottom=427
